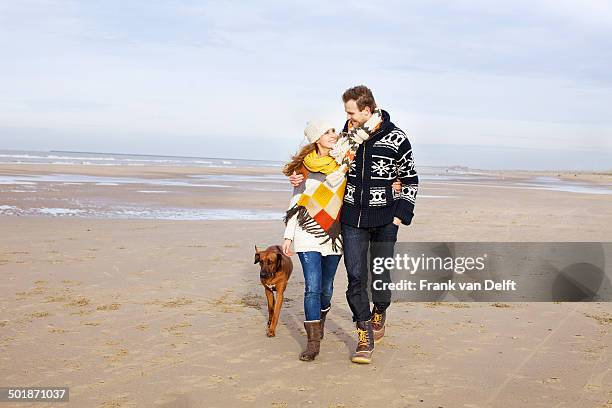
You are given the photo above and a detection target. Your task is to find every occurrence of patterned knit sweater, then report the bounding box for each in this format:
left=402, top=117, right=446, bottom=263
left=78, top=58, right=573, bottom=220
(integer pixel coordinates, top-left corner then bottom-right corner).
left=340, top=110, right=419, bottom=228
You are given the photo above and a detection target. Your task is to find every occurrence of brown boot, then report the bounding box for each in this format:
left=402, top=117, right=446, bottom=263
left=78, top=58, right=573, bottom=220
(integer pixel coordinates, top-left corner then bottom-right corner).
left=371, top=307, right=386, bottom=343
left=320, top=306, right=330, bottom=340
left=299, top=321, right=321, bottom=361
left=351, top=320, right=374, bottom=364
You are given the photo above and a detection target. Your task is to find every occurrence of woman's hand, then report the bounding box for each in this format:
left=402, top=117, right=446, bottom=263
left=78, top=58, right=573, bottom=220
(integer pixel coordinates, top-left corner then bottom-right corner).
left=282, top=239, right=293, bottom=257
left=392, top=179, right=402, bottom=192
left=289, top=171, right=304, bottom=187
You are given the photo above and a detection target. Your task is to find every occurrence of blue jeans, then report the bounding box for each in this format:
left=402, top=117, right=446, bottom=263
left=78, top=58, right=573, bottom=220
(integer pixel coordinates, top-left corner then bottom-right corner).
left=342, top=222, right=398, bottom=322
left=297, top=252, right=342, bottom=321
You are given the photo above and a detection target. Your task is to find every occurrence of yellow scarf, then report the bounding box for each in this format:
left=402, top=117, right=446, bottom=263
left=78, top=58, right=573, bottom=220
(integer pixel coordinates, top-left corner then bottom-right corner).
left=303, top=150, right=339, bottom=175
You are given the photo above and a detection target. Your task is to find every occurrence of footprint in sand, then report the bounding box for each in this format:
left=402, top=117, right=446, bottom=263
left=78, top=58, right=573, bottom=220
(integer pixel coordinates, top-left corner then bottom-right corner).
left=96, top=303, right=121, bottom=311
left=238, top=292, right=263, bottom=310
left=426, top=302, right=470, bottom=308
left=15, top=283, right=47, bottom=298
left=48, top=327, right=68, bottom=334
left=206, top=374, right=224, bottom=387
left=44, top=293, right=69, bottom=303
left=70, top=309, right=94, bottom=316
left=162, top=321, right=192, bottom=337
left=99, top=395, right=137, bottom=408
left=491, top=302, right=514, bottom=308
left=29, top=311, right=50, bottom=319
left=68, top=296, right=90, bottom=307
left=103, top=348, right=129, bottom=363
left=583, top=312, right=612, bottom=325
left=61, top=280, right=83, bottom=286
left=147, top=297, right=194, bottom=308
left=238, top=393, right=257, bottom=402
left=208, top=297, right=245, bottom=314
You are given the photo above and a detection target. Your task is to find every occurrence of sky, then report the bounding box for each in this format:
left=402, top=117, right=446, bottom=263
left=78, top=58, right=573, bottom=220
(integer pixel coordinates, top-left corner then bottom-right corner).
left=1, top=0, right=611, bottom=170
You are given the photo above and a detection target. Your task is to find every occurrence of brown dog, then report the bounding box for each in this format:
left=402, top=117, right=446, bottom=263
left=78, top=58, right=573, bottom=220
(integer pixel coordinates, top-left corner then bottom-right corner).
left=254, top=245, right=293, bottom=337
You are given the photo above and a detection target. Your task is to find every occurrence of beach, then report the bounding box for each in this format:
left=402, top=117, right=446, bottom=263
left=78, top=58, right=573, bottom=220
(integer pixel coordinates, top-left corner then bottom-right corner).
left=1, top=160, right=611, bottom=407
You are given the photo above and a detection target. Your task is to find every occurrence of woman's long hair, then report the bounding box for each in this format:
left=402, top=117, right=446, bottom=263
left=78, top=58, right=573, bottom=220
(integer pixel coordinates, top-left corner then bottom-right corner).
left=282, top=143, right=318, bottom=176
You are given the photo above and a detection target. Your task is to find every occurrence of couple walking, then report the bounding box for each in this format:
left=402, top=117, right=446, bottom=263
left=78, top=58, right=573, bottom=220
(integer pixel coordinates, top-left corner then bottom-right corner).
left=282, top=85, right=419, bottom=364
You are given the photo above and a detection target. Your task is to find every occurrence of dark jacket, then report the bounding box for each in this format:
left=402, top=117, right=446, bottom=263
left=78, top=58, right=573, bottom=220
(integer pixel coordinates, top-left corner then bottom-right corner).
left=340, top=110, right=418, bottom=227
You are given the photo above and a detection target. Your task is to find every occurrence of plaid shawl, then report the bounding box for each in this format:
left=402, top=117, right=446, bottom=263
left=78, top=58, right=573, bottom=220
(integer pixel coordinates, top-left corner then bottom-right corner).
left=283, top=167, right=346, bottom=252
left=283, top=109, right=384, bottom=252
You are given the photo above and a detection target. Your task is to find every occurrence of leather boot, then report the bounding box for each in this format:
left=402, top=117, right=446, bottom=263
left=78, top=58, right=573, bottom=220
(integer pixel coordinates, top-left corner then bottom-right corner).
left=351, top=320, right=374, bottom=364
left=371, top=306, right=386, bottom=342
left=320, top=306, right=330, bottom=340
left=299, top=321, right=321, bottom=361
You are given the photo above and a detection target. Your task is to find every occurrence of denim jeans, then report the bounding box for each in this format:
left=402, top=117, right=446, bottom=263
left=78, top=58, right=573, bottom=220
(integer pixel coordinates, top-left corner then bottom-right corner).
left=341, top=222, right=398, bottom=322
left=297, top=251, right=342, bottom=321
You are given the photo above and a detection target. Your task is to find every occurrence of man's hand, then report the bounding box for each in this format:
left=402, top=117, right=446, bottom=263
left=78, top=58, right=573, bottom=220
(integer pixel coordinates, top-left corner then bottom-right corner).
left=392, top=180, right=402, bottom=226
left=289, top=171, right=304, bottom=187
left=282, top=239, right=293, bottom=256
left=392, top=179, right=402, bottom=192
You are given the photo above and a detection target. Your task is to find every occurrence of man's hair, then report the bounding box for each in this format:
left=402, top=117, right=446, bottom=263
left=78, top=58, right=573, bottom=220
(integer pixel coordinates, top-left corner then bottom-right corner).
left=342, top=85, right=376, bottom=112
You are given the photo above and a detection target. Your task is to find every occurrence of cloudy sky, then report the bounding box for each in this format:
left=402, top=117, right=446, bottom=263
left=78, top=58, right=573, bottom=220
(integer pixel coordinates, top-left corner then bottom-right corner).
left=1, top=0, right=611, bottom=170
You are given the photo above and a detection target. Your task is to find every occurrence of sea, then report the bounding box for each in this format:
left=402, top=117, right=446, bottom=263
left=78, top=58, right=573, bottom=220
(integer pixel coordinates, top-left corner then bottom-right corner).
left=0, top=149, right=610, bottom=221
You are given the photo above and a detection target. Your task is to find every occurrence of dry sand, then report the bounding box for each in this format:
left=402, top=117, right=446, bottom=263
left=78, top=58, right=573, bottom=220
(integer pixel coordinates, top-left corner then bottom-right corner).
left=1, top=164, right=611, bottom=407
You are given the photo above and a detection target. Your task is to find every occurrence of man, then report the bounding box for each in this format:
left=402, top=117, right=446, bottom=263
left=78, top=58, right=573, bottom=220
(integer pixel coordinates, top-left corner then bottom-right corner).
left=290, top=85, right=418, bottom=363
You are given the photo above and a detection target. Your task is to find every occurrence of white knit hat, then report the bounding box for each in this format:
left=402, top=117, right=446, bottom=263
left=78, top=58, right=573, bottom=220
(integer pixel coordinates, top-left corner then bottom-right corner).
left=304, top=120, right=334, bottom=144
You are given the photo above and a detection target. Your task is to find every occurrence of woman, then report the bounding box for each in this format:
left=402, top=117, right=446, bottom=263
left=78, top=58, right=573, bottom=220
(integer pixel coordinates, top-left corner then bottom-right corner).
left=281, top=120, right=401, bottom=361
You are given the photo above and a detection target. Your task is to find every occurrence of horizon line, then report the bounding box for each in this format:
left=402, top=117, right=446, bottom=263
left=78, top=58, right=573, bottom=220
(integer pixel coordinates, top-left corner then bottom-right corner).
left=0, top=148, right=610, bottom=174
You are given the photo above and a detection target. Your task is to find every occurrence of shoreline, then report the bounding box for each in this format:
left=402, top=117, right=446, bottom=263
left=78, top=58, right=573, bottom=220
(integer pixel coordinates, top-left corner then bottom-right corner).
left=1, top=163, right=611, bottom=226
